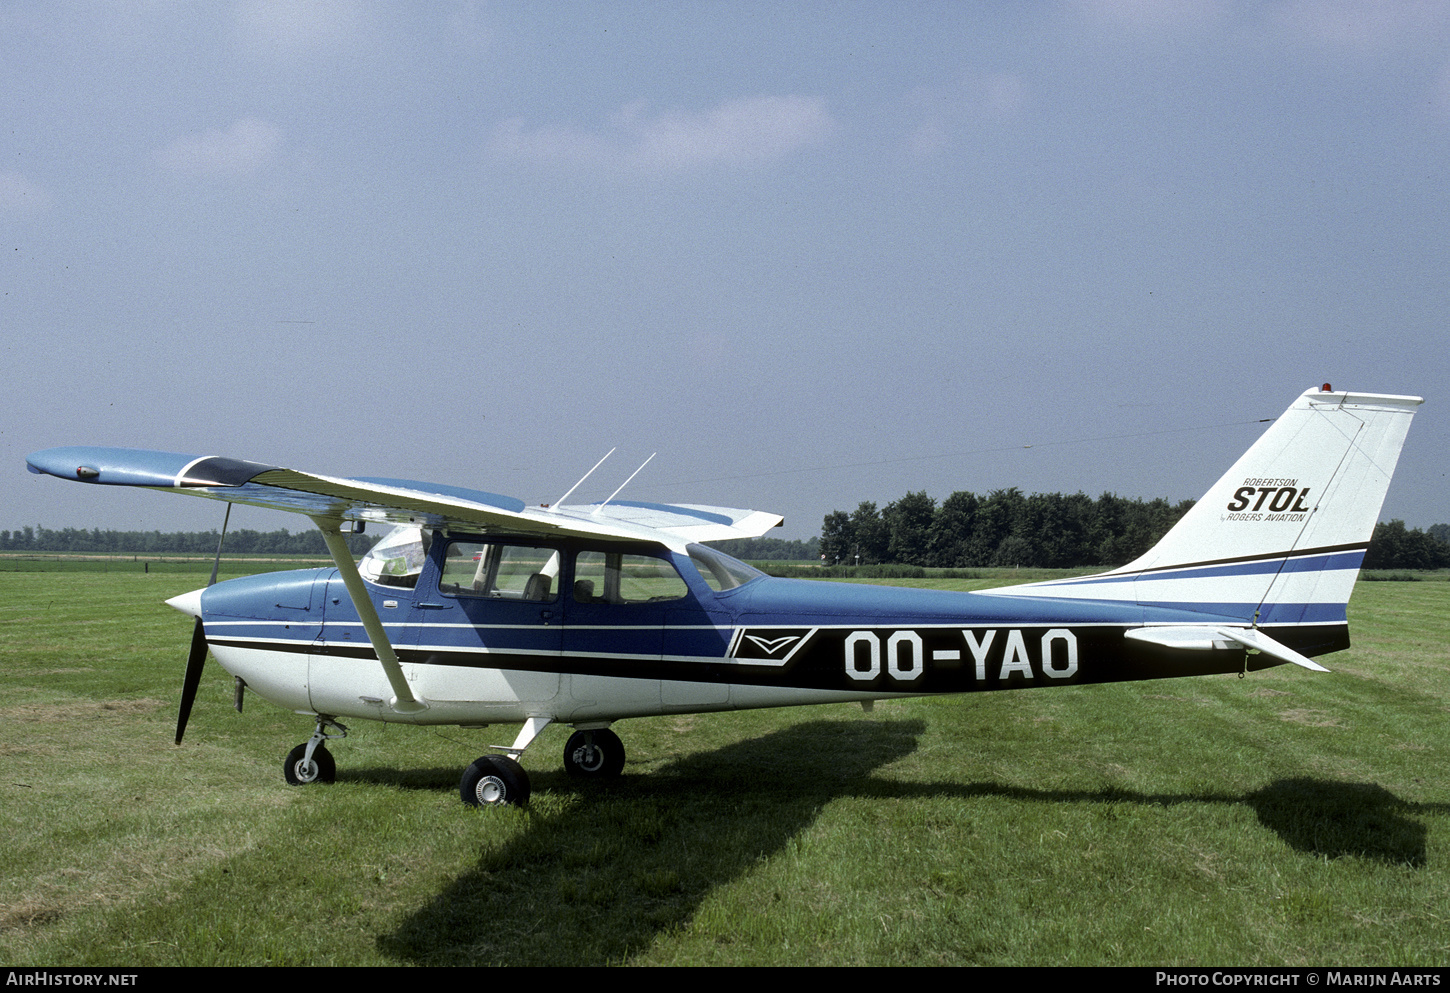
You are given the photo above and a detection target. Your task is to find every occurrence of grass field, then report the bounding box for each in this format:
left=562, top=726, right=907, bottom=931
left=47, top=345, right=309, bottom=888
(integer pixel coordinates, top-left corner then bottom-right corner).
left=1, top=564, right=1446, bottom=966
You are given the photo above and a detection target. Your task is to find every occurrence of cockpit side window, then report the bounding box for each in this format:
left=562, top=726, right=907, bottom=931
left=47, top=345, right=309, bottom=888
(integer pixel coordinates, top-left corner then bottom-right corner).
left=359, top=525, right=431, bottom=589
left=440, top=541, right=560, bottom=602
left=572, top=550, right=689, bottom=604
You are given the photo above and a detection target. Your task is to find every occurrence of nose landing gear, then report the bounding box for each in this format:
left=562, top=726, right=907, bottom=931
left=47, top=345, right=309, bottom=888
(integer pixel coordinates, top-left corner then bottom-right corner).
left=283, top=717, right=346, bottom=786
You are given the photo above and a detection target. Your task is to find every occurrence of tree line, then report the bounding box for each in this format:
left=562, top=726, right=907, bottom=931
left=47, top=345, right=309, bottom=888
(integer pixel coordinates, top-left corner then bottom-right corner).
left=820, top=490, right=1450, bottom=571
left=1363, top=521, right=1450, bottom=570
left=3, top=515, right=1446, bottom=571
left=821, top=489, right=1196, bottom=568
left=0, top=526, right=375, bottom=556
left=707, top=535, right=821, bottom=561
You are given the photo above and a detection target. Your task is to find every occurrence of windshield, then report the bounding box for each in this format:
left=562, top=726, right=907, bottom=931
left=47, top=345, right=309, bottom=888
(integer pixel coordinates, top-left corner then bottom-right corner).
left=687, top=543, right=765, bottom=592
left=358, top=525, right=431, bottom=589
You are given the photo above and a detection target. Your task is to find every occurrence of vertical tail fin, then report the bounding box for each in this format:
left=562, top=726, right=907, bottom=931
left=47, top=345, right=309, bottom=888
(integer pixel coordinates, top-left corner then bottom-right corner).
left=991, top=388, right=1423, bottom=635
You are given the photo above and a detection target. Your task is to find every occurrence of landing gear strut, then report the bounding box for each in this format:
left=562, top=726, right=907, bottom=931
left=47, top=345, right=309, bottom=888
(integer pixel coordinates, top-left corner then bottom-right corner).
left=284, top=717, right=346, bottom=786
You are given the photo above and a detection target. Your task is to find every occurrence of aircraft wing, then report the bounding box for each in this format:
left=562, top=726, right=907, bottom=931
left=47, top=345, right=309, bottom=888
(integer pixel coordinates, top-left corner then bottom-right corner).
left=25, top=446, right=784, bottom=548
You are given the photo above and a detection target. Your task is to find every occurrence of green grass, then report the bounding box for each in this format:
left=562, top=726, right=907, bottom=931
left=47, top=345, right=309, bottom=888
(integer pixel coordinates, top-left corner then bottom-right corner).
left=1, top=568, right=1446, bottom=965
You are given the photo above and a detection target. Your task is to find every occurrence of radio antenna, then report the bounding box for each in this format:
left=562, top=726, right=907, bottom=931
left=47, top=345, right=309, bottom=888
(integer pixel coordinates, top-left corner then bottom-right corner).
left=593, top=453, right=655, bottom=515
left=554, top=448, right=615, bottom=508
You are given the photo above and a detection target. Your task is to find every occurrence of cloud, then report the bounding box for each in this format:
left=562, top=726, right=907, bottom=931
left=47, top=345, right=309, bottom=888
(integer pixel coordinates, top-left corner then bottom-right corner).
left=233, top=0, right=367, bottom=54
left=489, top=95, right=836, bottom=173
left=1437, top=62, right=1450, bottom=119
left=154, top=118, right=282, bottom=177
left=1070, top=0, right=1230, bottom=36
left=1074, top=0, right=1450, bottom=52
left=904, top=72, right=1026, bottom=159
left=1268, top=0, right=1450, bottom=53
left=0, top=171, right=51, bottom=213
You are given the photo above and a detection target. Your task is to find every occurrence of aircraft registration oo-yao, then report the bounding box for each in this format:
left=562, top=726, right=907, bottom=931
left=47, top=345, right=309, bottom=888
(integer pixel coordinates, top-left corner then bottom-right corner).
left=26, top=386, right=1422, bottom=808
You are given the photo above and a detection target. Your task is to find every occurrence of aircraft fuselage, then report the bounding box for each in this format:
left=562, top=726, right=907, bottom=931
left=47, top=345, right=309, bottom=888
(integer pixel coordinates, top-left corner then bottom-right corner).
left=196, top=535, right=1330, bottom=730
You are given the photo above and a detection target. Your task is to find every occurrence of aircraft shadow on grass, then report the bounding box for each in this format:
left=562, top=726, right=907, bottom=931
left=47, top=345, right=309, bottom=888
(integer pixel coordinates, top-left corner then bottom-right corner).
left=1242, top=777, right=1437, bottom=866
left=905, top=777, right=1438, bottom=868
left=375, top=718, right=925, bottom=966
left=372, top=719, right=1441, bottom=966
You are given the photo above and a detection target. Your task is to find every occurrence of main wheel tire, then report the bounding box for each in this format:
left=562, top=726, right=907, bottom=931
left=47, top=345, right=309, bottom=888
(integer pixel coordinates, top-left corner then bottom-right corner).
left=460, top=755, right=530, bottom=808
left=284, top=742, right=336, bottom=785
left=563, top=728, right=625, bottom=778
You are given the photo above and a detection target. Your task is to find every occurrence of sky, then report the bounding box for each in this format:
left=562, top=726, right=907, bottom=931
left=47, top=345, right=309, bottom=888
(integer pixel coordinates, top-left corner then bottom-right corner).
left=3, top=0, right=1447, bottom=542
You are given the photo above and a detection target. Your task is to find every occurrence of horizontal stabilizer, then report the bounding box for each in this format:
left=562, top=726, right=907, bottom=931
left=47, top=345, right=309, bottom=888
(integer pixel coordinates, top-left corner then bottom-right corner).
left=1126, top=625, right=1329, bottom=672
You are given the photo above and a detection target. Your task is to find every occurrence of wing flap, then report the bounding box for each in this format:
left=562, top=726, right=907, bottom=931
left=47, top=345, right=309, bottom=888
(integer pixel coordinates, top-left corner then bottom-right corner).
left=554, top=500, right=785, bottom=543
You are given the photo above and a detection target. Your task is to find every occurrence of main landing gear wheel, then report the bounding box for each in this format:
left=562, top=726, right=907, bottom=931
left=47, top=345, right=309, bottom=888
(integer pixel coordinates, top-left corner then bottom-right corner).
left=460, top=755, right=531, bottom=808
left=563, top=728, right=625, bottom=778
left=284, top=742, right=336, bottom=785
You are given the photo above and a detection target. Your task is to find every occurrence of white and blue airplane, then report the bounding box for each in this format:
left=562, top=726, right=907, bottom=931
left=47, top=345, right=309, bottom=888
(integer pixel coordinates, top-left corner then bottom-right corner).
left=26, top=386, right=1421, bottom=807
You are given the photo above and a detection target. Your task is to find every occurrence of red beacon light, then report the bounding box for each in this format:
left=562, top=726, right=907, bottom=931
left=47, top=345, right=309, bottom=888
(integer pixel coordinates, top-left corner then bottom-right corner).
left=1321, top=383, right=1333, bottom=392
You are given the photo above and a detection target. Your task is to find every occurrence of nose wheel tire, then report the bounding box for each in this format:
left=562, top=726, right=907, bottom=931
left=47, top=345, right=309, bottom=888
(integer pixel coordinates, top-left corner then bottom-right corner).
left=563, top=728, right=625, bottom=778
left=461, top=755, right=530, bottom=808
left=284, top=742, right=336, bottom=785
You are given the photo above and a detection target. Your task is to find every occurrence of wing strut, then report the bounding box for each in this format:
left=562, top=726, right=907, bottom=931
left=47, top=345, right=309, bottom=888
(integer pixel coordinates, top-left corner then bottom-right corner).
left=312, top=517, right=428, bottom=715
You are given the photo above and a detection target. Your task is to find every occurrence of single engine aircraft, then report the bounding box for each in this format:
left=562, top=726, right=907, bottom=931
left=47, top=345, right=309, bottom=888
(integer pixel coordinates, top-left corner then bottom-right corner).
left=26, top=386, right=1421, bottom=807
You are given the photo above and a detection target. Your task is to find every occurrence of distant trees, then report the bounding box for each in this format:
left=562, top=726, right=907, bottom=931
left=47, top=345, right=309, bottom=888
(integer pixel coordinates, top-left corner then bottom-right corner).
left=820, top=489, right=1195, bottom=568
left=707, top=535, right=821, bottom=561
left=821, top=494, right=1450, bottom=571
left=0, top=526, right=374, bottom=556
left=1363, top=521, right=1450, bottom=570
left=820, top=510, right=852, bottom=565
left=5, top=515, right=1446, bottom=570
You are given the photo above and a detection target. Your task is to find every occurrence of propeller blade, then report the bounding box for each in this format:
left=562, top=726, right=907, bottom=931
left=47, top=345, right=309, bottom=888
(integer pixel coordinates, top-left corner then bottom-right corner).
left=175, top=503, right=231, bottom=746
left=175, top=617, right=209, bottom=745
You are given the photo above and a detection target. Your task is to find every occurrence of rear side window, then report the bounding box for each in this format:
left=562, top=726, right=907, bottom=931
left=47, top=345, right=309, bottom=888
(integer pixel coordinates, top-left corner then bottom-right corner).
left=572, top=551, right=688, bottom=604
